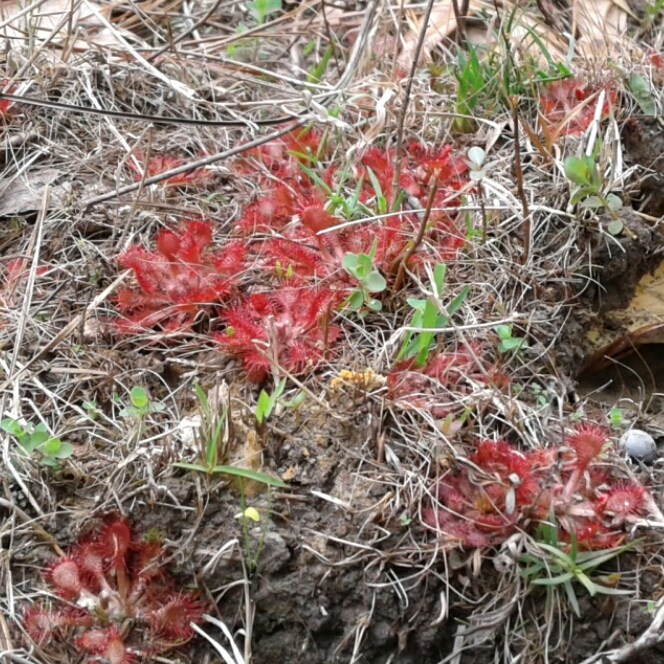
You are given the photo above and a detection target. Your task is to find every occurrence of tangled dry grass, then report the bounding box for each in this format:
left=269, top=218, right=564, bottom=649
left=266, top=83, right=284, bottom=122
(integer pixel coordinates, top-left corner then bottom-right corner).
left=1, top=0, right=664, bottom=662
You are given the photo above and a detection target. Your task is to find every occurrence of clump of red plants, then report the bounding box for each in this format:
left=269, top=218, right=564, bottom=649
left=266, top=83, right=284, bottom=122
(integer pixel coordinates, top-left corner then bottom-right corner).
left=214, top=280, right=341, bottom=382
left=116, top=220, right=246, bottom=333
left=423, top=423, right=655, bottom=550
left=22, top=515, right=205, bottom=663
left=234, top=129, right=468, bottom=281
left=540, top=79, right=616, bottom=137
left=387, top=346, right=508, bottom=419
left=113, top=130, right=471, bottom=382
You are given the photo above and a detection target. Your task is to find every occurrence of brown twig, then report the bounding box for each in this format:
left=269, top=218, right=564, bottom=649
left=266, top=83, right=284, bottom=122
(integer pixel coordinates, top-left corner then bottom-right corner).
left=393, top=180, right=439, bottom=291
left=511, top=99, right=531, bottom=264
left=390, top=0, right=437, bottom=210
left=81, top=120, right=306, bottom=207
left=450, top=0, right=469, bottom=44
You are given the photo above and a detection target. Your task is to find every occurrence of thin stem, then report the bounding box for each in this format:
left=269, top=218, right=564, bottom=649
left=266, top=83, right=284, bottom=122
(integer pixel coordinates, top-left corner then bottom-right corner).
left=511, top=100, right=531, bottom=263
left=390, top=0, right=437, bottom=210
left=393, top=180, right=439, bottom=291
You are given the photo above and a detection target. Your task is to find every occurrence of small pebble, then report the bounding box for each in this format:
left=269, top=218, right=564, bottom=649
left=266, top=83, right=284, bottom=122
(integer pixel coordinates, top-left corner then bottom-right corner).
left=619, top=429, right=658, bottom=463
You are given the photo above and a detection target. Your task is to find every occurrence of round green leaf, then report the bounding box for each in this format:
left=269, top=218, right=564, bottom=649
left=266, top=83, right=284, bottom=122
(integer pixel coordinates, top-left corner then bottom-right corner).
left=130, top=386, right=148, bottom=409
left=607, top=219, right=624, bottom=236
left=363, top=272, right=386, bottom=292
left=606, top=194, right=623, bottom=212
left=40, top=438, right=62, bottom=456
left=347, top=290, right=364, bottom=310
left=564, top=157, right=590, bottom=186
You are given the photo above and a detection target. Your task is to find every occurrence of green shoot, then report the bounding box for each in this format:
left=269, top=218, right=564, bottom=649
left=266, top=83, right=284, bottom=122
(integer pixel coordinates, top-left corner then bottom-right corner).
left=398, top=264, right=470, bottom=366
left=1, top=418, right=73, bottom=467
left=119, top=386, right=165, bottom=421
left=246, top=0, right=281, bottom=25
left=520, top=527, right=641, bottom=617
left=307, top=45, right=334, bottom=85
left=342, top=240, right=387, bottom=313
left=564, top=155, right=623, bottom=232
left=256, top=378, right=287, bottom=426
left=495, top=323, right=529, bottom=356
left=173, top=384, right=287, bottom=488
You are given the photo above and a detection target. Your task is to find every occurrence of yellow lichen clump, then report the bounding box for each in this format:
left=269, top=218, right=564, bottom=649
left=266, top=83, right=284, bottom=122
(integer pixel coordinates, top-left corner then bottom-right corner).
left=330, top=369, right=386, bottom=392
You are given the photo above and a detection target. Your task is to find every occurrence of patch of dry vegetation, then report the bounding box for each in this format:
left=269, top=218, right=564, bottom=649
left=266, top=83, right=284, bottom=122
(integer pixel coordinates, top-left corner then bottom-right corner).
left=1, top=0, right=664, bottom=662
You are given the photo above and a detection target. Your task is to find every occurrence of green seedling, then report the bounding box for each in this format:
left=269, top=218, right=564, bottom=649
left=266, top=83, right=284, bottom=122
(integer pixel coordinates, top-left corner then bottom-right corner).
left=281, top=390, right=306, bottom=425
left=564, top=155, right=623, bottom=232
left=82, top=400, right=99, bottom=421
left=118, top=386, right=166, bottom=440
left=255, top=378, right=286, bottom=426
left=520, top=527, right=639, bottom=617
left=1, top=418, right=73, bottom=467
left=530, top=382, right=552, bottom=407
left=643, top=0, right=664, bottom=28
left=608, top=406, right=630, bottom=430
left=246, top=0, right=281, bottom=24
left=453, top=46, right=488, bottom=132
left=364, top=167, right=389, bottom=215
left=629, top=74, right=656, bottom=116
left=193, top=383, right=229, bottom=469
left=173, top=384, right=287, bottom=489
left=299, top=154, right=365, bottom=221
left=342, top=240, right=387, bottom=313
left=398, top=263, right=470, bottom=366
left=119, top=386, right=165, bottom=421
left=306, top=45, right=333, bottom=85
left=495, top=323, right=529, bottom=356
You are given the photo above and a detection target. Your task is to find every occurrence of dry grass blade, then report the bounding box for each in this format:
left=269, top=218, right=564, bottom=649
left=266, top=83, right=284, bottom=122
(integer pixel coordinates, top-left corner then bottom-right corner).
left=0, top=0, right=661, bottom=661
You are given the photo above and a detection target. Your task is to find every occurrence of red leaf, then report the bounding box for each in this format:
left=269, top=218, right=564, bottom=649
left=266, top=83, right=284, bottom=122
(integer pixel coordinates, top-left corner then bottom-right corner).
left=215, top=283, right=341, bottom=381
left=540, top=80, right=616, bottom=136
left=115, top=221, right=246, bottom=334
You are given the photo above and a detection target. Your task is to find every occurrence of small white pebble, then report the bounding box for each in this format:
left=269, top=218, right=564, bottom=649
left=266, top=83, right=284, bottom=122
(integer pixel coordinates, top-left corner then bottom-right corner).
left=619, top=429, right=658, bottom=463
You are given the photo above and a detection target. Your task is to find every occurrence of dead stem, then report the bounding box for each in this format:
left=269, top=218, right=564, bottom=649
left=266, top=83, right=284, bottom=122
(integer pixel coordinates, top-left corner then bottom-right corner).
left=393, top=180, right=439, bottom=292
left=390, top=0, right=437, bottom=210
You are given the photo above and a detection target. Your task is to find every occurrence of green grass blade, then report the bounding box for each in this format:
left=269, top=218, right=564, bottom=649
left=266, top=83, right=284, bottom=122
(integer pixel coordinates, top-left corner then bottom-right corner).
left=532, top=572, right=574, bottom=586
left=564, top=579, right=581, bottom=617
left=173, top=462, right=210, bottom=472
left=211, top=466, right=289, bottom=488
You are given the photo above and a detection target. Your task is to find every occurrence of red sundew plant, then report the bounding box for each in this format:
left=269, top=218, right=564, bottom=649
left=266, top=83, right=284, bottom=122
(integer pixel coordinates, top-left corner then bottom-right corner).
left=116, top=220, right=246, bottom=333
left=235, top=140, right=467, bottom=257
left=650, top=50, right=664, bottom=71
left=258, top=214, right=414, bottom=284
left=234, top=127, right=326, bottom=189
left=359, top=143, right=469, bottom=202
left=540, top=80, right=616, bottom=136
left=235, top=184, right=299, bottom=235
left=387, top=348, right=508, bottom=419
left=128, top=152, right=213, bottom=187
left=214, top=282, right=342, bottom=382
left=406, top=142, right=469, bottom=189
left=423, top=441, right=556, bottom=547
left=360, top=148, right=422, bottom=201
left=562, top=423, right=609, bottom=501
left=246, top=127, right=323, bottom=171
left=21, top=516, right=205, bottom=663
left=423, top=424, right=653, bottom=550
left=0, top=80, right=16, bottom=117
